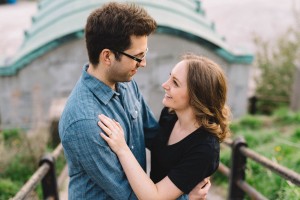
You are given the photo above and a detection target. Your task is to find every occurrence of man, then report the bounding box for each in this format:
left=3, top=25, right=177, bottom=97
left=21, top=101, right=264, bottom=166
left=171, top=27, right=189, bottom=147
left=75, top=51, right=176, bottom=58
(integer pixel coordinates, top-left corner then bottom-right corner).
left=59, top=2, right=210, bottom=199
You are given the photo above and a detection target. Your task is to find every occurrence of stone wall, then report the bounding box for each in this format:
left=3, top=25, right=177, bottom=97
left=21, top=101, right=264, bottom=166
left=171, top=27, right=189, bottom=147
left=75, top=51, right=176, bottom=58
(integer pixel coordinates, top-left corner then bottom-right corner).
left=0, top=33, right=251, bottom=129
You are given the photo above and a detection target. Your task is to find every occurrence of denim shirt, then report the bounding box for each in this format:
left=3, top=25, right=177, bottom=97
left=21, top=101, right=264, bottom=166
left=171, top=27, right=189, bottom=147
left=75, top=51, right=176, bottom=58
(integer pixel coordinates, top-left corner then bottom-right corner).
left=59, top=65, right=159, bottom=199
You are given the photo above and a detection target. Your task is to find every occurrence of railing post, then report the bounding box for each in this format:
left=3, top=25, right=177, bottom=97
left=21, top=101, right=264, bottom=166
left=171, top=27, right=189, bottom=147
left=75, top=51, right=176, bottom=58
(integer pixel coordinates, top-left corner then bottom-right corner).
left=248, top=96, right=257, bottom=114
left=228, top=136, right=247, bottom=200
left=39, top=154, right=59, bottom=200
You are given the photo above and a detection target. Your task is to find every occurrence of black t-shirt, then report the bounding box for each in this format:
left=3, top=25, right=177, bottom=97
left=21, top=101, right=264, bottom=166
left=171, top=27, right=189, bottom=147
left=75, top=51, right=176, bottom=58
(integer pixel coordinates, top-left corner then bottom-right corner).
left=149, top=107, right=220, bottom=194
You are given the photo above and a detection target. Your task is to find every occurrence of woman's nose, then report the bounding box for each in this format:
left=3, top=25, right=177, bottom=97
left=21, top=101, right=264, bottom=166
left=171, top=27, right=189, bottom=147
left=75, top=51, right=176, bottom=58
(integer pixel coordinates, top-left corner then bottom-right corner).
left=162, top=80, right=169, bottom=90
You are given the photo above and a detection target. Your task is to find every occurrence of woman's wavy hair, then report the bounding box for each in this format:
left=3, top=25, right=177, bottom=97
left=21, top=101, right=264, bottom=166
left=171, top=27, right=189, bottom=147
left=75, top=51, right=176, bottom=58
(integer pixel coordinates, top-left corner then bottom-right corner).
left=183, top=53, right=231, bottom=142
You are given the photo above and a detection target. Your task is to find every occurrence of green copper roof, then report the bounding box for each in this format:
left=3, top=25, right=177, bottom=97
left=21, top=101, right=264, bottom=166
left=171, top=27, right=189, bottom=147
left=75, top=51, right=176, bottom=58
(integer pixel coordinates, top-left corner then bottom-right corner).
left=0, top=0, right=253, bottom=76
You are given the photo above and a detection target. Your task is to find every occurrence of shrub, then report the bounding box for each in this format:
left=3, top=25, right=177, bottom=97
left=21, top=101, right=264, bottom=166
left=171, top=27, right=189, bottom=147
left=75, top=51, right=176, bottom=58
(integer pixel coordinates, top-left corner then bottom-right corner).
left=0, top=179, right=19, bottom=200
left=0, top=127, right=51, bottom=198
left=239, top=115, right=263, bottom=130
left=292, top=128, right=300, bottom=140
left=217, top=107, right=300, bottom=199
left=273, top=107, right=300, bottom=124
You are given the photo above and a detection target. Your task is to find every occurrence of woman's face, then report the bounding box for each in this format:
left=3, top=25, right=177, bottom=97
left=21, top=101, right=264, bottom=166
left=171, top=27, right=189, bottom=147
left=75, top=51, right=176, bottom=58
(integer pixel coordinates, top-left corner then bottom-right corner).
left=161, top=60, right=190, bottom=111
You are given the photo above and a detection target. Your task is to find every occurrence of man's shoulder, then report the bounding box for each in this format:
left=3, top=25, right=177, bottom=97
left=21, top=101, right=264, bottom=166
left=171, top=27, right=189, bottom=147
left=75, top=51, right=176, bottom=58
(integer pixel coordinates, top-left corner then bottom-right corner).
left=59, top=84, right=96, bottom=129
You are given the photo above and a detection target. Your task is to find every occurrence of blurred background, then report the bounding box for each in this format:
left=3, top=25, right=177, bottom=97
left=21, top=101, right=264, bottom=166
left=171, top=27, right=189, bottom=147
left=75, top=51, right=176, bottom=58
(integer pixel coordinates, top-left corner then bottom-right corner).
left=0, top=0, right=300, bottom=199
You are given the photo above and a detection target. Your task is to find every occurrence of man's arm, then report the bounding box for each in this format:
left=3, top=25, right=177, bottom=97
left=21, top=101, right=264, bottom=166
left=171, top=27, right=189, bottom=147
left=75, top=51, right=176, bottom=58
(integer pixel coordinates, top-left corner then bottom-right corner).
left=62, top=119, right=134, bottom=199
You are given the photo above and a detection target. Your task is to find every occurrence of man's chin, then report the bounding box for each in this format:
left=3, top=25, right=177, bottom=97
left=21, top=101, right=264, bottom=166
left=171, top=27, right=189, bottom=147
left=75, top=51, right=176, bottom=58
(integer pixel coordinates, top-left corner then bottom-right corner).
left=119, top=77, right=133, bottom=83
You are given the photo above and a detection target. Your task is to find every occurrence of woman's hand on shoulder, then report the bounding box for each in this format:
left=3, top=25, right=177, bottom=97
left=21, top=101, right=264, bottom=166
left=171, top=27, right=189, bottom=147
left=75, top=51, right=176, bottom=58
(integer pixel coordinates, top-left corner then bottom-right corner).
left=98, top=114, right=129, bottom=155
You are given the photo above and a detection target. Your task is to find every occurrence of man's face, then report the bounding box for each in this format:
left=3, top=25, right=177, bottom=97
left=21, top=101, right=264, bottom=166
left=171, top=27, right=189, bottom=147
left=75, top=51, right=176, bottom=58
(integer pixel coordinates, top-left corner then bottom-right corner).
left=108, top=35, right=148, bottom=83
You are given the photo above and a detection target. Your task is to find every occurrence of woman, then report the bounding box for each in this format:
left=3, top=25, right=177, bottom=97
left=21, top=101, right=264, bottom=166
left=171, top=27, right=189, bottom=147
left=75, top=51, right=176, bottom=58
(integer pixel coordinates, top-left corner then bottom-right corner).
left=98, top=53, right=231, bottom=200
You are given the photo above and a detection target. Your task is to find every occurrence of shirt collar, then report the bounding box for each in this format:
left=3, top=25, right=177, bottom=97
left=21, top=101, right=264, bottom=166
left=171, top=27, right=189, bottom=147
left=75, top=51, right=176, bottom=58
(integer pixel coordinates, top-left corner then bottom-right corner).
left=81, top=64, right=127, bottom=105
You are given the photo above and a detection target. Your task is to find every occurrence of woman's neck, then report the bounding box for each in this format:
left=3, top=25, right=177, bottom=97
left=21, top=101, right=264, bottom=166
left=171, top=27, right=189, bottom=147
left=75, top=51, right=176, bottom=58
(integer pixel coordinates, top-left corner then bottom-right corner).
left=175, top=108, right=200, bottom=133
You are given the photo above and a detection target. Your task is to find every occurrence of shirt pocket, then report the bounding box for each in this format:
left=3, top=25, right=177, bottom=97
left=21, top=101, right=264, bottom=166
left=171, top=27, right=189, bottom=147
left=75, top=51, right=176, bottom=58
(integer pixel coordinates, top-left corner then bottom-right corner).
left=130, top=101, right=141, bottom=120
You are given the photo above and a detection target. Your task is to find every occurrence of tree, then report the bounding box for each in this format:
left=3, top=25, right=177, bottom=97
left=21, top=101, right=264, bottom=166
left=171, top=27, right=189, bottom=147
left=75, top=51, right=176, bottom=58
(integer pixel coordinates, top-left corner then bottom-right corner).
left=254, top=8, right=300, bottom=114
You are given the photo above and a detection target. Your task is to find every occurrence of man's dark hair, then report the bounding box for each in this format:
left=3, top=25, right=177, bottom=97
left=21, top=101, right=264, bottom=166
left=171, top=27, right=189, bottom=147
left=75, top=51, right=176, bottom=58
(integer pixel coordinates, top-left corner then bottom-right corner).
left=85, top=2, right=157, bottom=66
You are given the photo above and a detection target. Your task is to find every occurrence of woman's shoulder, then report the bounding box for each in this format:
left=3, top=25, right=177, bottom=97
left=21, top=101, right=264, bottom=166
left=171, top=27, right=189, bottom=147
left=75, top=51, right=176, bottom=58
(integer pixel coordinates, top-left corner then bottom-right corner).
left=184, top=128, right=220, bottom=152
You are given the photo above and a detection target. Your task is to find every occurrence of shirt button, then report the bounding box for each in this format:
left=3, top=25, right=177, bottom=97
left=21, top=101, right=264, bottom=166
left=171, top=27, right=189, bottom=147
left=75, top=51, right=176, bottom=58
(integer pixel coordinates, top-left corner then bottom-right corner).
left=135, top=110, right=138, bottom=115
left=131, top=145, right=134, bottom=149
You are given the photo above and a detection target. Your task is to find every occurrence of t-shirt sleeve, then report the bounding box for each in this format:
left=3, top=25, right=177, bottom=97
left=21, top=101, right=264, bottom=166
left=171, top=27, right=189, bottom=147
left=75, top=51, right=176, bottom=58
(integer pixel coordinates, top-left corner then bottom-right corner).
left=167, top=143, right=219, bottom=193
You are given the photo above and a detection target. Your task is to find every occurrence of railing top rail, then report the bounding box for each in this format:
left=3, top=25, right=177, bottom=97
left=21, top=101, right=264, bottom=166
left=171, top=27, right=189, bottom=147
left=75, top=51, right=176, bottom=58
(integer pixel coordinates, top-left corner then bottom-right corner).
left=222, top=137, right=300, bottom=186
left=11, top=143, right=64, bottom=200
left=12, top=164, right=50, bottom=200
left=240, top=146, right=300, bottom=186
left=236, top=179, right=268, bottom=200
left=52, top=143, right=63, bottom=159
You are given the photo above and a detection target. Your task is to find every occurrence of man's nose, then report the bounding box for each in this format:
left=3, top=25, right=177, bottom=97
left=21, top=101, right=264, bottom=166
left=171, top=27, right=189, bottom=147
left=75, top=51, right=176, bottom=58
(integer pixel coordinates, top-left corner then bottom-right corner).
left=138, top=58, right=146, bottom=68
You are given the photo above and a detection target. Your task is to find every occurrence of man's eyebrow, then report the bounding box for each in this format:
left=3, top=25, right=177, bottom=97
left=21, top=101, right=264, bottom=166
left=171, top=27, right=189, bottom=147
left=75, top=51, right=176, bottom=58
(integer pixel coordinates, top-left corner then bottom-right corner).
left=134, top=49, right=147, bottom=56
left=134, top=52, right=144, bottom=56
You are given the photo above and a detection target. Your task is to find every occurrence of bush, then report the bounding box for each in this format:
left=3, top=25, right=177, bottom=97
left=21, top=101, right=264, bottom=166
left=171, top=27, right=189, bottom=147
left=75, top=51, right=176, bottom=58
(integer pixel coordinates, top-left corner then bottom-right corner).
left=253, top=9, right=300, bottom=114
left=0, top=179, right=19, bottom=200
left=292, top=128, right=300, bottom=140
left=1, top=128, right=22, bottom=147
left=217, top=107, right=300, bottom=199
left=239, top=115, right=263, bottom=130
left=273, top=107, right=300, bottom=124
left=0, top=127, right=52, bottom=198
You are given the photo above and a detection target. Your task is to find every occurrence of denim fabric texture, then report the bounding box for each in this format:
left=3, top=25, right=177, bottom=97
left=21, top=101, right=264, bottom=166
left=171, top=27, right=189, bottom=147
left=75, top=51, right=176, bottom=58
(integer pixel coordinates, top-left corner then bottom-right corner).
left=59, top=65, right=159, bottom=199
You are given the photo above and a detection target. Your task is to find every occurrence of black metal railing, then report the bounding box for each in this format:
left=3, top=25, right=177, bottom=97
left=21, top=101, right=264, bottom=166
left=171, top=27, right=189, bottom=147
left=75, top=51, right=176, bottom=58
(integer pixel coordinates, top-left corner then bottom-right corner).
left=12, top=143, right=65, bottom=200
left=219, top=136, right=300, bottom=200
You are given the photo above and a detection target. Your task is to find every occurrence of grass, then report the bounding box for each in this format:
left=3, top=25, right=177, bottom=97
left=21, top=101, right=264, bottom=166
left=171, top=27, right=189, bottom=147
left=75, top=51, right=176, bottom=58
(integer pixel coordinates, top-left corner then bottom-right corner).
left=0, top=127, right=65, bottom=200
left=213, top=107, right=300, bottom=199
left=1, top=107, right=299, bottom=199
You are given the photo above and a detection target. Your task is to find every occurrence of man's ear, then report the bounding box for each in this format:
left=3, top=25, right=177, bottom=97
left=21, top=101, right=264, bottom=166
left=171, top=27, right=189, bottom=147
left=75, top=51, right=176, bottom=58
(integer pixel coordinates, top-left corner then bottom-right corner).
left=100, top=49, right=112, bottom=65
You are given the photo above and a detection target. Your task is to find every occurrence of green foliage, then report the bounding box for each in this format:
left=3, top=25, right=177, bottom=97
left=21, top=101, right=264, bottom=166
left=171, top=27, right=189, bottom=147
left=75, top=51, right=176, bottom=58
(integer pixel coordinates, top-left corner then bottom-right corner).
left=254, top=10, right=300, bottom=114
left=239, top=115, right=263, bottom=130
left=0, top=178, right=20, bottom=200
left=273, top=107, right=300, bottom=124
left=230, top=115, right=263, bottom=135
left=1, top=129, right=22, bottom=147
left=2, top=129, right=20, bottom=141
left=216, top=108, right=300, bottom=199
left=3, top=154, right=35, bottom=182
left=240, top=130, right=278, bottom=148
left=0, top=127, right=65, bottom=199
left=292, top=128, right=300, bottom=140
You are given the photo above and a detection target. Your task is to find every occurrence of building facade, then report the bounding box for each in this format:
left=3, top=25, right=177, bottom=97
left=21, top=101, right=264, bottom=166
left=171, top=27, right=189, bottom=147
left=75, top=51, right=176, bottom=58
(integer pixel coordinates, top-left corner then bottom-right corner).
left=0, top=0, right=253, bottom=129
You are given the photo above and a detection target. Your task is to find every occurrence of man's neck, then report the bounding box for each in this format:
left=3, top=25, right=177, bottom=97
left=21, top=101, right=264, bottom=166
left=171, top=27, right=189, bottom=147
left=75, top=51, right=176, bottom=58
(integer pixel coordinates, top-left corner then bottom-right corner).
left=87, top=63, right=116, bottom=90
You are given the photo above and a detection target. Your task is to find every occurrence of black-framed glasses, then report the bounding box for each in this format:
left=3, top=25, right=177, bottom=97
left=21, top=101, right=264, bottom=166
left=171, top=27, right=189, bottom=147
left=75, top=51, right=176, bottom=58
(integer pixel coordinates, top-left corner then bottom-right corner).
left=111, top=48, right=148, bottom=63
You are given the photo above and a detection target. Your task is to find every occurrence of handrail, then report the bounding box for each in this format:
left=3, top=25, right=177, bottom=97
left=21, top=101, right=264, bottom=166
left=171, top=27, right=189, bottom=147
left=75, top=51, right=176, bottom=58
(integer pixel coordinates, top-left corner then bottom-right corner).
left=240, top=146, right=300, bottom=186
left=219, top=137, right=300, bottom=199
left=12, top=144, right=63, bottom=200
left=11, top=137, right=300, bottom=200
left=12, top=165, right=50, bottom=200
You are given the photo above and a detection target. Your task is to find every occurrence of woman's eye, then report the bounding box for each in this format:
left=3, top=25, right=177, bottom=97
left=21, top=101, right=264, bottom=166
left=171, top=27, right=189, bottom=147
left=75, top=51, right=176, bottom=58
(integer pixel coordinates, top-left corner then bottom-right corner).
left=173, top=80, right=178, bottom=86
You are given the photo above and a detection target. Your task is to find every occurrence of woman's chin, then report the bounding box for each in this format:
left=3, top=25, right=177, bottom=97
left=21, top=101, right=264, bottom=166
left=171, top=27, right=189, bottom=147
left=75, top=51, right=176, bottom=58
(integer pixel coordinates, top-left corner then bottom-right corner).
left=162, top=99, right=171, bottom=108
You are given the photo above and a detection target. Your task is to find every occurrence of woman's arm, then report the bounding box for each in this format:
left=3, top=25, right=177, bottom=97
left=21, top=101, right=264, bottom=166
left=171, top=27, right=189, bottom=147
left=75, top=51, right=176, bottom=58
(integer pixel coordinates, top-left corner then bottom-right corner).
left=98, top=114, right=182, bottom=200
left=98, top=114, right=210, bottom=200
